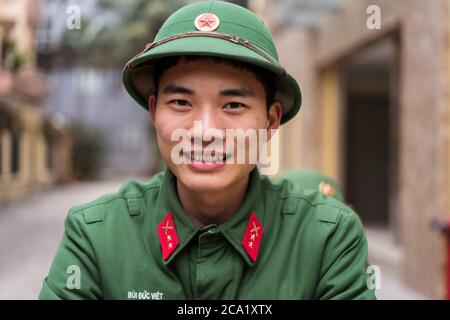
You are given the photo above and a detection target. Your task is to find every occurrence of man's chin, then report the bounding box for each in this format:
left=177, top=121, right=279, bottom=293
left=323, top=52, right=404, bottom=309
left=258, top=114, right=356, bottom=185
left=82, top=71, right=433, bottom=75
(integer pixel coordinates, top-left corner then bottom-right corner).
left=172, top=165, right=235, bottom=192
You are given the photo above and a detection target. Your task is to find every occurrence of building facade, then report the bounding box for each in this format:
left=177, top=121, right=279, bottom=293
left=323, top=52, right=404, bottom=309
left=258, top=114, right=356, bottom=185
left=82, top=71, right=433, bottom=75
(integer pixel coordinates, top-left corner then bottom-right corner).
left=0, top=0, right=71, bottom=203
left=252, top=0, right=450, bottom=299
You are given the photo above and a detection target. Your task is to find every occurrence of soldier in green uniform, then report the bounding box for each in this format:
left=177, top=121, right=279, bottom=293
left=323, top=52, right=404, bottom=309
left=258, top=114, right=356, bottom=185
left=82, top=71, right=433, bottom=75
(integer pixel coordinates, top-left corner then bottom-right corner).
left=39, top=0, right=376, bottom=300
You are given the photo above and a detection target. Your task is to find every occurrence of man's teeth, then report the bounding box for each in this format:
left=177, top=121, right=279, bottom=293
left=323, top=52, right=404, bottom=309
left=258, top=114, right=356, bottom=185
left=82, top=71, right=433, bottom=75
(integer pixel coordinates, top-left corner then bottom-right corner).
left=189, top=153, right=226, bottom=162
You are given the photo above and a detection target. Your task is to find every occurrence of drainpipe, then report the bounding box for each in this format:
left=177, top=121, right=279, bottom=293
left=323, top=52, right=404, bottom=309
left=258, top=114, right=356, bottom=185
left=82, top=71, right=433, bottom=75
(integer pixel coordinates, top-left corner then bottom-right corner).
left=431, top=218, right=450, bottom=299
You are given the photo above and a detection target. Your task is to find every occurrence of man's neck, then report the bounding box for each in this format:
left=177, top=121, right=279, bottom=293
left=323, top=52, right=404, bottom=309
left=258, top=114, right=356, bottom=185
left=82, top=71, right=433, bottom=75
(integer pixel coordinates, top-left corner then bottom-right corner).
left=176, top=175, right=250, bottom=227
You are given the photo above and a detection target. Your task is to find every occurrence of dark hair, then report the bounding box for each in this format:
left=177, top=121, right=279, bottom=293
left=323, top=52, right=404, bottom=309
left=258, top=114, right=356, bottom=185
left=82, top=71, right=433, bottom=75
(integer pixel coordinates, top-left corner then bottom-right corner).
left=152, top=55, right=276, bottom=109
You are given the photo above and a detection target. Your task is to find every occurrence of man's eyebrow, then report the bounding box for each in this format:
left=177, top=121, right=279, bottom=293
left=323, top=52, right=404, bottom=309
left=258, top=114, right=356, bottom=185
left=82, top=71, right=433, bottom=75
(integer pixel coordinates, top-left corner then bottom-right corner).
left=162, top=84, right=195, bottom=95
left=219, top=87, right=256, bottom=98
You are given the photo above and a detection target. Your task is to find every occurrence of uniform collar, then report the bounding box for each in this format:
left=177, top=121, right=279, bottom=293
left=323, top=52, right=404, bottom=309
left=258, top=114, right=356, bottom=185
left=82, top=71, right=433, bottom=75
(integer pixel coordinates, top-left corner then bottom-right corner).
left=156, top=167, right=266, bottom=267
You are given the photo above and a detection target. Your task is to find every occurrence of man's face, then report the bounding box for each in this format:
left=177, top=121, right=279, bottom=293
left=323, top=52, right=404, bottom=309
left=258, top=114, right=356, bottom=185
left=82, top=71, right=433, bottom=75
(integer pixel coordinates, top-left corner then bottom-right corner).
left=149, top=58, right=281, bottom=193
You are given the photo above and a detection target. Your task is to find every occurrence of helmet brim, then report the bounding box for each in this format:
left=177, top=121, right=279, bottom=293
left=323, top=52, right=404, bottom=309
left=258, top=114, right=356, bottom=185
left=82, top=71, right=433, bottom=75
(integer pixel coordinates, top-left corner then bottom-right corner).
left=122, top=35, right=301, bottom=124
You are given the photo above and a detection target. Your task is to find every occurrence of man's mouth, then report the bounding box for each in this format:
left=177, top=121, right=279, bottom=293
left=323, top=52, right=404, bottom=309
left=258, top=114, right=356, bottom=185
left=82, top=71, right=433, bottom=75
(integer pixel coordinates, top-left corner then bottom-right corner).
left=183, top=151, right=231, bottom=163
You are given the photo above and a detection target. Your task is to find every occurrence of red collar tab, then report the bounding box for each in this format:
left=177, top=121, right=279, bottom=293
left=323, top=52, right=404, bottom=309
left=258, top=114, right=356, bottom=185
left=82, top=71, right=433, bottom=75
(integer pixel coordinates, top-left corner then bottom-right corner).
left=242, top=212, right=264, bottom=262
left=158, top=212, right=180, bottom=260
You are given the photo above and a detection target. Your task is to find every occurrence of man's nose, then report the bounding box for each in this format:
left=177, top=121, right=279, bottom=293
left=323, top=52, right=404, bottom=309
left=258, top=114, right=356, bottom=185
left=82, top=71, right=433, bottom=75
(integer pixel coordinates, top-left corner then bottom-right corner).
left=189, top=107, right=225, bottom=147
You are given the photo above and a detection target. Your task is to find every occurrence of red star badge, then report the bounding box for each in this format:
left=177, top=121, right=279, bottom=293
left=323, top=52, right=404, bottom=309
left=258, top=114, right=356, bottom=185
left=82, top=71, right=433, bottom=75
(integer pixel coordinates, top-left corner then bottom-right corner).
left=157, top=212, right=180, bottom=260
left=194, top=13, right=220, bottom=32
left=242, top=212, right=264, bottom=262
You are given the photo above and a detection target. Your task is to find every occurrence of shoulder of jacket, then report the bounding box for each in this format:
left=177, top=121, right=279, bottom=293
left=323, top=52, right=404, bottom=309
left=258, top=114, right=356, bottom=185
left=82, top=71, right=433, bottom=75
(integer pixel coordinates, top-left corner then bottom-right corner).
left=68, top=171, right=165, bottom=224
left=263, top=175, right=357, bottom=225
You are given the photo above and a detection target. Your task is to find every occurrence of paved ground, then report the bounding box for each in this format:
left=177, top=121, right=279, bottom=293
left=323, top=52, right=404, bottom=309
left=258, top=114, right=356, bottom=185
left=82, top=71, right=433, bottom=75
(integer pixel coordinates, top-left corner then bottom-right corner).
left=0, top=179, right=427, bottom=300
left=374, top=272, right=426, bottom=300
left=0, top=179, right=129, bottom=300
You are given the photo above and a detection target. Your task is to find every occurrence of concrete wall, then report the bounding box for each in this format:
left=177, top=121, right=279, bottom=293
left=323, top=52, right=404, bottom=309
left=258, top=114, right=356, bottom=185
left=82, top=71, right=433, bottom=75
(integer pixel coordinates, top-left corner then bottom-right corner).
left=0, top=98, right=72, bottom=203
left=275, top=27, right=322, bottom=172
left=268, top=0, right=450, bottom=298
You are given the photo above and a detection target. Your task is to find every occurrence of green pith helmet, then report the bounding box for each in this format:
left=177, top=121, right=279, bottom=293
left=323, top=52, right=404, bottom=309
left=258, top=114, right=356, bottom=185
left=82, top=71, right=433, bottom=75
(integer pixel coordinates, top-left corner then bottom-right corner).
left=122, top=0, right=302, bottom=125
left=277, top=169, right=344, bottom=202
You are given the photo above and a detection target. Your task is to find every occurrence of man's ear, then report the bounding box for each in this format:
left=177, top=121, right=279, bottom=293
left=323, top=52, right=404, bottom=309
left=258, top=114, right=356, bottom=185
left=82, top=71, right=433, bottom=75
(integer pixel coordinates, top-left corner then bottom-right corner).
left=266, top=101, right=282, bottom=141
left=148, top=95, right=157, bottom=126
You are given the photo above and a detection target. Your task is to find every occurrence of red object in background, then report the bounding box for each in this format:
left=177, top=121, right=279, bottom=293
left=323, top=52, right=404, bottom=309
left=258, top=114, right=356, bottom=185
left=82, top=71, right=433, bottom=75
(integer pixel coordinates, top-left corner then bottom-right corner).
left=0, top=70, right=14, bottom=95
left=431, top=218, right=450, bottom=300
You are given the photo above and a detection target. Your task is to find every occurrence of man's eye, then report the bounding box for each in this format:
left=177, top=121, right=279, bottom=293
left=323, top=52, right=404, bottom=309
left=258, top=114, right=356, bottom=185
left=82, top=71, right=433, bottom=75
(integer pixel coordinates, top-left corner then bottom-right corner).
left=170, top=100, right=191, bottom=107
left=224, top=102, right=244, bottom=110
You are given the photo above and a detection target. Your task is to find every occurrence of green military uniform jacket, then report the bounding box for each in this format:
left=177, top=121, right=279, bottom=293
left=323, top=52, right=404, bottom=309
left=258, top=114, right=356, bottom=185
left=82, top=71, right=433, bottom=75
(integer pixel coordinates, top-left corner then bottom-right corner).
left=39, top=168, right=376, bottom=300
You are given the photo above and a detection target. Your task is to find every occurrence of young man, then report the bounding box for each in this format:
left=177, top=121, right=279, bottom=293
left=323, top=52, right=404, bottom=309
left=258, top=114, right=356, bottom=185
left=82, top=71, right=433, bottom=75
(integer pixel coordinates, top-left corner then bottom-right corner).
left=39, top=1, right=376, bottom=299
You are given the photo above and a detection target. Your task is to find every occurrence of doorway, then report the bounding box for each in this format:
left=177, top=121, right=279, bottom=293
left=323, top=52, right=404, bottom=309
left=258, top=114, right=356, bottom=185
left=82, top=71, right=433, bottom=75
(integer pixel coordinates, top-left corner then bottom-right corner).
left=343, top=37, right=399, bottom=233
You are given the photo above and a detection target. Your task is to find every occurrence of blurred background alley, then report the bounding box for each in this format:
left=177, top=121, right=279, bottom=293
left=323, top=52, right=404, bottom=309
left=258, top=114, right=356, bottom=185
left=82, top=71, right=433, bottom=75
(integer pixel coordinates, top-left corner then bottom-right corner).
left=1, top=0, right=450, bottom=299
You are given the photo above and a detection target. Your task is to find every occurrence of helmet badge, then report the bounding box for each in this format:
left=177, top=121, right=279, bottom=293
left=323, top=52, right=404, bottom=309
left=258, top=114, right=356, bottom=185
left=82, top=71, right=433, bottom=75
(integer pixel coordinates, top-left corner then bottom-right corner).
left=319, top=181, right=336, bottom=197
left=194, top=13, right=220, bottom=32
